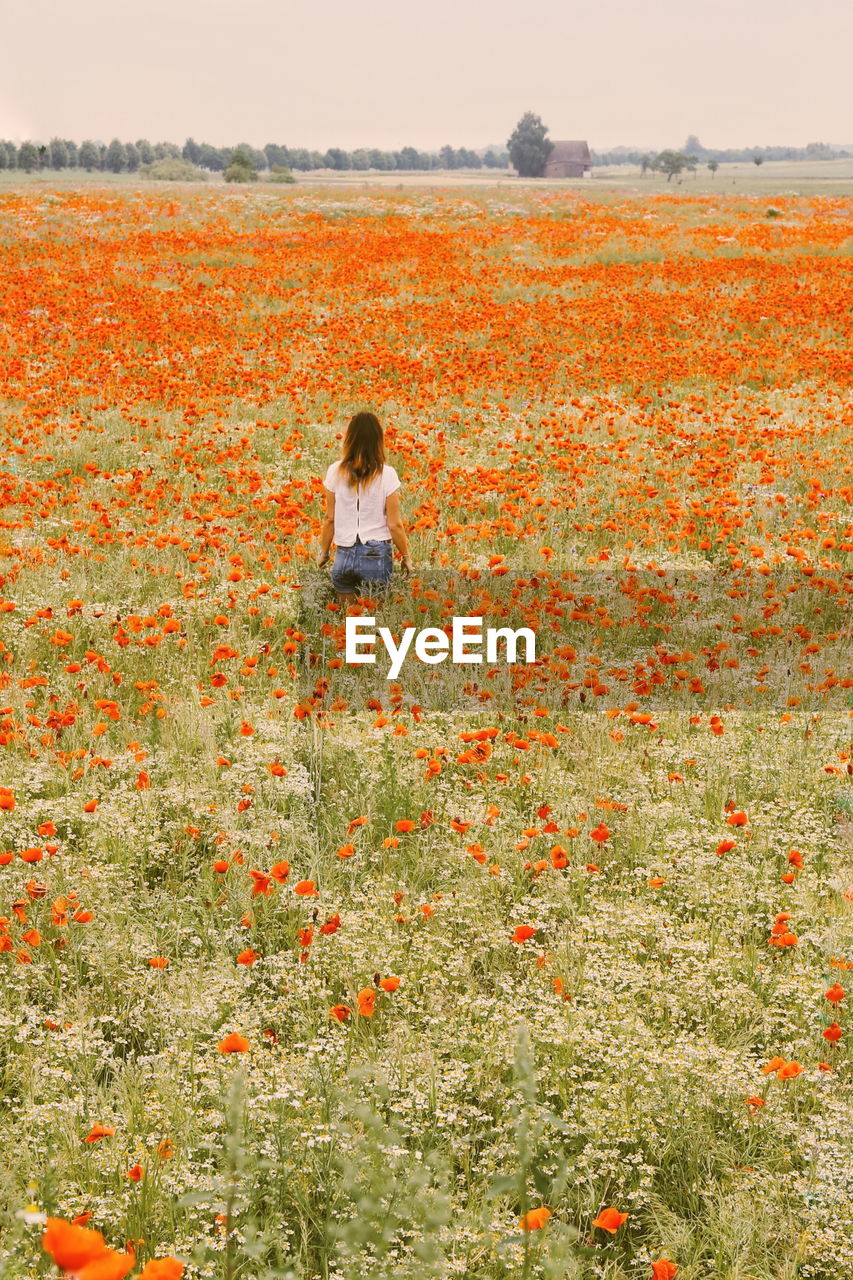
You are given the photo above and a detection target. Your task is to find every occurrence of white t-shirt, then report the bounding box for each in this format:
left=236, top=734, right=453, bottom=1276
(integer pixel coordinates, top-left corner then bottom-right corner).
left=323, top=461, right=400, bottom=547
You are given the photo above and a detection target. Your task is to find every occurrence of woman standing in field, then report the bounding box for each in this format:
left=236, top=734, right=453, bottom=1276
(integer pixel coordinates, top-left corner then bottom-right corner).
left=317, top=411, right=413, bottom=601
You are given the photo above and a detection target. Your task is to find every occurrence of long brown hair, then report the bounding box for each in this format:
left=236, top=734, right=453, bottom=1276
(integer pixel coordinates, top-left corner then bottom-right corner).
left=340, top=412, right=385, bottom=487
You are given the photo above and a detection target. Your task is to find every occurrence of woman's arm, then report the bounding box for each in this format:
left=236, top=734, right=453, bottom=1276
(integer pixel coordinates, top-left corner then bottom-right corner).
left=385, top=491, right=413, bottom=573
left=317, top=491, right=336, bottom=566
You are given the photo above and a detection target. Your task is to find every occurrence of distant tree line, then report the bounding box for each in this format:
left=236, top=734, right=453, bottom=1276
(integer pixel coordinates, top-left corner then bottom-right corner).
left=0, top=136, right=510, bottom=174
left=502, top=113, right=851, bottom=182
left=592, top=137, right=849, bottom=167
left=4, top=131, right=843, bottom=178
left=0, top=138, right=172, bottom=172
left=250, top=141, right=507, bottom=171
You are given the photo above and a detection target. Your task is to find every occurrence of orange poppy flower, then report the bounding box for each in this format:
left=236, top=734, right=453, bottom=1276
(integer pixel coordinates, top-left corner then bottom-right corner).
left=217, top=1033, right=250, bottom=1053
left=519, top=1205, right=551, bottom=1230
left=249, top=870, right=273, bottom=897
left=42, top=1217, right=111, bottom=1269
left=357, top=988, right=377, bottom=1016
left=138, top=1260, right=185, bottom=1280
left=79, top=1251, right=136, bottom=1280
left=84, top=1122, right=116, bottom=1143
left=592, top=1206, right=628, bottom=1233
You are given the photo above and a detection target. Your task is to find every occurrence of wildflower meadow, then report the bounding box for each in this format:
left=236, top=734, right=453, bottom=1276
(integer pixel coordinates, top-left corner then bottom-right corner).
left=0, top=184, right=851, bottom=1279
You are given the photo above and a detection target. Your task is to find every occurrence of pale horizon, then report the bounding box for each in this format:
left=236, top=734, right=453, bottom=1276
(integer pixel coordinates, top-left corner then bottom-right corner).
left=3, top=0, right=852, bottom=153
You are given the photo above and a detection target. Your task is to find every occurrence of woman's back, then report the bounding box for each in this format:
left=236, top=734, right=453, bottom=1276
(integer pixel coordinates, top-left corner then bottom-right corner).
left=323, top=460, right=400, bottom=547
left=317, top=411, right=412, bottom=596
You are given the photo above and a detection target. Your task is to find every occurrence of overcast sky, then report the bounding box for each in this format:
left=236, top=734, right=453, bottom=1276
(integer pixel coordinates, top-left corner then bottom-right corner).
left=3, top=0, right=851, bottom=151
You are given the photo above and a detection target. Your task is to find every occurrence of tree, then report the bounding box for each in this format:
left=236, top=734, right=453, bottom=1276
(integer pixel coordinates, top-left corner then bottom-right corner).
left=48, top=137, right=68, bottom=169
left=65, top=139, right=78, bottom=167
left=0, top=143, right=11, bottom=170
left=225, top=162, right=254, bottom=182
left=753, top=153, right=764, bottom=166
left=224, top=146, right=257, bottom=182
left=183, top=137, right=201, bottom=164
left=235, top=144, right=266, bottom=171
left=639, top=152, right=654, bottom=175
left=105, top=138, right=126, bottom=172
left=684, top=134, right=704, bottom=154
left=396, top=146, right=427, bottom=170
left=653, top=150, right=695, bottom=182
left=507, top=112, right=553, bottom=177
left=125, top=142, right=139, bottom=172
left=79, top=140, right=100, bottom=171
left=707, top=159, right=719, bottom=176
left=324, top=147, right=351, bottom=170
left=197, top=143, right=225, bottom=171
left=265, top=143, right=293, bottom=169
left=136, top=139, right=154, bottom=165
left=18, top=141, right=39, bottom=172
left=284, top=147, right=307, bottom=171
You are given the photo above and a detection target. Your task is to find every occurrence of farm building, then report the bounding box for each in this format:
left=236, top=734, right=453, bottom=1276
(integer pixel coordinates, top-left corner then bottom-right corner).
left=544, top=140, right=592, bottom=178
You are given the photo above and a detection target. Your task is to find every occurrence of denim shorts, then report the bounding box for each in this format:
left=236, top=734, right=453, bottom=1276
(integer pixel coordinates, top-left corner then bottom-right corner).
left=331, top=539, right=393, bottom=593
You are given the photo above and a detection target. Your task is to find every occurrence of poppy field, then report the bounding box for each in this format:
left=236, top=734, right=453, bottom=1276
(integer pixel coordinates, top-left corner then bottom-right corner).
left=0, top=184, right=851, bottom=1280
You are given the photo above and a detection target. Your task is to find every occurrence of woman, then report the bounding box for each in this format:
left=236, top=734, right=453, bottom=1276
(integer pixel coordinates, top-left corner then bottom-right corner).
left=317, top=412, right=412, bottom=600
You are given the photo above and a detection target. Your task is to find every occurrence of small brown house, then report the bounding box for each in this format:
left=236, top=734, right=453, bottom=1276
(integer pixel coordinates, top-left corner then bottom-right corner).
left=544, top=141, right=591, bottom=178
